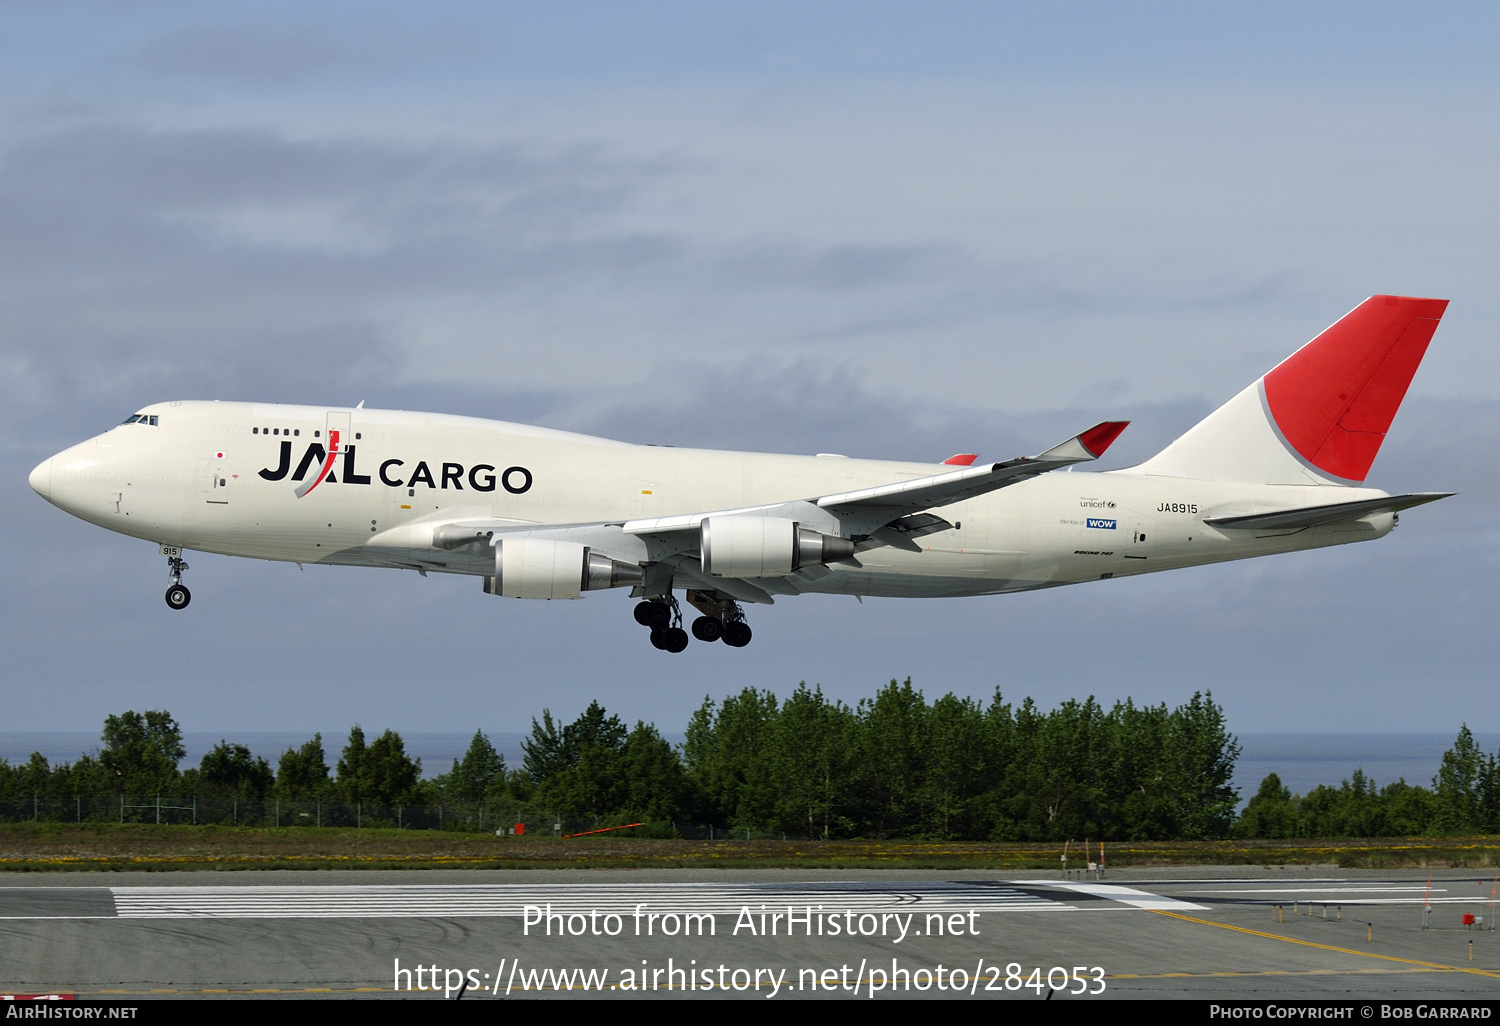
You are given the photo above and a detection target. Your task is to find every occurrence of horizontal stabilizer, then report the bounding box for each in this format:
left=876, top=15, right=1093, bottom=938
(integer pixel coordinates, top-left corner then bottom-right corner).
left=1203, top=492, right=1452, bottom=531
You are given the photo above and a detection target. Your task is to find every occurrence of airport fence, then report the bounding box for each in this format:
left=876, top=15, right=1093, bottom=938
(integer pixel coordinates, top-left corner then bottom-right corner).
left=0, top=795, right=560, bottom=833
left=0, top=796, right=824, bottom=839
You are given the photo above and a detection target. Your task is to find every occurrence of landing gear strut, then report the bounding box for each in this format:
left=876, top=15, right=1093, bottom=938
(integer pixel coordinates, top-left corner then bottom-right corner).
left=720, top=600, right=752, bottom=648
left=634, top=592, right=752, bottom=651
left=636, top=597, right=688, bottom=653
left=164, top=553, right=191, bottom=610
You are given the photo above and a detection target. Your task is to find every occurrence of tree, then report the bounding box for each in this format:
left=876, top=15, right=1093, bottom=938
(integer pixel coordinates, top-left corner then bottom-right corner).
left=100, top=710, right=185, bottom=795
left=1433, top=725, right=1488, bottom=834
left=448, top=731, right=505, bottom=804
left=770, top=684, right=855, bottom=838
left=854, top=679, right=931, bottom=837
left=513, top=703, right=694, bottom=824
left=998, top=696, right=1110, bottom=841
left=276, top=734, right=331, bottom=799
left=523, top=702, right=627, bottom=784
left=1162, top=691, right=1241, bottom=839
left=618, top=722, right=690, bottom=822
left=363, top=730, right=421, bottom=805
left=198, top=742, right=273, bottom=799
left=1236, top=773, right=1297, bottom=838
left=924, top=692, right=989, bottom=838
left=7, top=753, right=54, bottom=800
left=682, top=689, right=779, bottom=831
left=336, top=725, right=369, bottom=803
left=521, top=711, right=565, bottom=784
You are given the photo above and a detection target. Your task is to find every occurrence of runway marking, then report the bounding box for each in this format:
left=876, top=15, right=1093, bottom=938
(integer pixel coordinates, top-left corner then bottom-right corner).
left=1151, top=909, right=1500, bottom=979
left=107, top=882, right=1078, bottom=919
left=1113, top=967, right=1491, bottom=980
left=1046, top=882, right=1207, bottom=910
left=1202, top=887, right=1444, bottom=894
left=1212, top=897, right=1487, bottom=906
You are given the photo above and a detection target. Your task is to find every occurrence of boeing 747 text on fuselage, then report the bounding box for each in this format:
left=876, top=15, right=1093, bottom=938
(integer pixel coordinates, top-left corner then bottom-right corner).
left=29, top=296, right=1452, bottom=652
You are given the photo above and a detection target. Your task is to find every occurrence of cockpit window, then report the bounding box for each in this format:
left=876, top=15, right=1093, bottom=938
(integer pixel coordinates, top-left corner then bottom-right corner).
left=118, top=414, right=160, bottom=426
left=120, top=414, right=140, bottom=424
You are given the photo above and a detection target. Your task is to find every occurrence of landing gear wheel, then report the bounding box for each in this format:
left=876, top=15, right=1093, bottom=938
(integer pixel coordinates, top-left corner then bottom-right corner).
left=649, top=628, right=668, bottom=650
left=691, top=616, right=723, bottom=642
left=662, top=626, right=690, bottom=653
left=639, top=601, right=671, bottom=629
left=722, top=621, right=752, bottom=648
left=164, top=552, right=191, bottom=609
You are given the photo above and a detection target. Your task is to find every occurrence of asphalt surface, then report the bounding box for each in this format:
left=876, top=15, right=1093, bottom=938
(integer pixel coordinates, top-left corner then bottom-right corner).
left=2, top=865, right=1498, bottom=999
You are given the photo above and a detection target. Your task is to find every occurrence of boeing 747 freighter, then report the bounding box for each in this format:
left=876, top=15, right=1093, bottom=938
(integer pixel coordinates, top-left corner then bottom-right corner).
left=29, top=296, right=1452, bottom=652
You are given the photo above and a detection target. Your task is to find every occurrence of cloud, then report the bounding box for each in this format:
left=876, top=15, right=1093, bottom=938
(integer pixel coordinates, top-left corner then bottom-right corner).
left=134, top=25, right=342, bottom=85
left=2, top=9, right=1496, bottom=739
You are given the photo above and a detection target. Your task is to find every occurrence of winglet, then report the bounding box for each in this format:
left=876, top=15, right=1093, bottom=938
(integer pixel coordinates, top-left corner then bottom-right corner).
left=1078, top=421, right=1129, bottom=458
left=1035, top=421, right=1130, bottom=463
left=942, top=453, right=978, bottom=466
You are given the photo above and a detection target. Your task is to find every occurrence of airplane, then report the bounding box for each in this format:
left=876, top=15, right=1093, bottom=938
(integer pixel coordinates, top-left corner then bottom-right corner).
left=29, top=295, right=1452, bottom=653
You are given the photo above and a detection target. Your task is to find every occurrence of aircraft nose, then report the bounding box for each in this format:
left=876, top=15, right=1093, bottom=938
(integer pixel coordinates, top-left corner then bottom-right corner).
left=29, top=456, right=53, bottom=500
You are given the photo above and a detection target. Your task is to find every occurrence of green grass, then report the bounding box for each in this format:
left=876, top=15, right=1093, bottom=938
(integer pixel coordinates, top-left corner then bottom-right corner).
left=4, top=823, right=1500, bottom=871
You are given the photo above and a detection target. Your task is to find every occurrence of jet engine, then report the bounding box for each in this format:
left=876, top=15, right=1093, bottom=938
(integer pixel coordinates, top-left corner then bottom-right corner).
left=482, top=538, right=642, bottom=599
left=699, top=516, right=855, bottom=578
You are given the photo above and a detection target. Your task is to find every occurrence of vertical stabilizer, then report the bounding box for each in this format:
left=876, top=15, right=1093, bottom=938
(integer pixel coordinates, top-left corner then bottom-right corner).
left=1132, top=295, right=1447, bottom=485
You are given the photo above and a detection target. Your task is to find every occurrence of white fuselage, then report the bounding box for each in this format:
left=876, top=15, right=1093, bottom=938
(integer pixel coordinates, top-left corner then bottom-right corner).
left=30, top=401, right=1394, bottom=600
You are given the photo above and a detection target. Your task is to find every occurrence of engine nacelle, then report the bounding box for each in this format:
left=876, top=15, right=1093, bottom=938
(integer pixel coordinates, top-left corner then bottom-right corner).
left=700, top=516, right=855, bottom=578
left=482, top=539, right=643, bottom=599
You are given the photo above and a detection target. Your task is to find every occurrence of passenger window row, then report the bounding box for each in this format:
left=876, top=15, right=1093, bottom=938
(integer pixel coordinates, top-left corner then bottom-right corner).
left=252, top=427, right=301, bottom=436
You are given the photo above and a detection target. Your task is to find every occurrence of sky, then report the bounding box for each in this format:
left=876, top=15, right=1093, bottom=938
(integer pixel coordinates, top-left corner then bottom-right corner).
left=4, top=2, right=1498, bottom=749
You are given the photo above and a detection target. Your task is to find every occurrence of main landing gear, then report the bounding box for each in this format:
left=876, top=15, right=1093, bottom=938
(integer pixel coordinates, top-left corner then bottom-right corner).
left=634, top=595, right=688, bottom=652
left=164, top=553, right=191, bottom=610
left=633, top=593, right=752, bottom=652
left=700, top=602, right=752, bottom=648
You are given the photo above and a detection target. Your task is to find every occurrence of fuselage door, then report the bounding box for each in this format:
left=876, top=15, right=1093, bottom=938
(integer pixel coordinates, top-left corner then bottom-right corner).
left=326, top=410, right=353, bottom=489
left=632, top=481, right=657, bottom=518
left=1124, top=511, right=1154, bottom=558
left=326, top=411, right=352, bottom=459
left=200, top=454, right=231, bottom=504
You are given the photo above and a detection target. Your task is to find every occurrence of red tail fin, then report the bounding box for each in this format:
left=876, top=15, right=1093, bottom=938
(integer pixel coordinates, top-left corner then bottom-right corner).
left=1263, top=295, right=1447, bottom=483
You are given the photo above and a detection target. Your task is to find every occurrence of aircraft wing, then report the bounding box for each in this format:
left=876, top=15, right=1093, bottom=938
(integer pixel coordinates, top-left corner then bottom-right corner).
left=816, top=421, right=1129, bottom=531
left=1202, top=492, right=1453, bottom=531
left=377, top=422, right=1129, bottom=601
left=624, top=421, right=1130, bottom=539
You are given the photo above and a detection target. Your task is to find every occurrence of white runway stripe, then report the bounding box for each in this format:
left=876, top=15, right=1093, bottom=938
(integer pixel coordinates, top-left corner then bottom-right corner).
left=1046, top=882, right=1208, bottom=910
left=109, top=883, right=1076, bottom=919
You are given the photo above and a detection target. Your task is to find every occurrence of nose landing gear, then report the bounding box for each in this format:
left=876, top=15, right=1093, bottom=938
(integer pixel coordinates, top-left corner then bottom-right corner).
left=164, top=552, right=191, bottom=610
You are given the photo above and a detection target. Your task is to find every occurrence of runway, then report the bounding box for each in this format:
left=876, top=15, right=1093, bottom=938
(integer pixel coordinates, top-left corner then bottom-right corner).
left=1, top=867, right=1497, bottom=999
left=30, top=881, right=1084, bottom=919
